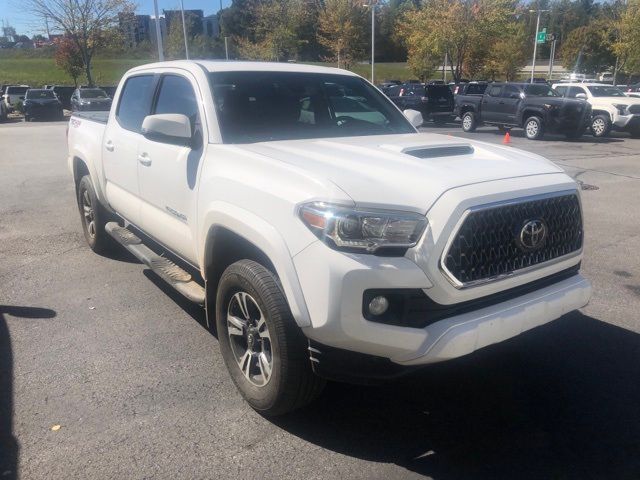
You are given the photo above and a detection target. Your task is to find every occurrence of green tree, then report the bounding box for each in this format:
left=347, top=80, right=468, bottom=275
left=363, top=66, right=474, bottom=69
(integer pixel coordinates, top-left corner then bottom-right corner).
left=316, top=0, right=368, bottom=69
left=611, top=0, right=640, bottom=78
left=483, top=22, right=528, bottom=80
left=560, top=20, right=615, bottom=74
left=398, top=0, right=517, bottom=82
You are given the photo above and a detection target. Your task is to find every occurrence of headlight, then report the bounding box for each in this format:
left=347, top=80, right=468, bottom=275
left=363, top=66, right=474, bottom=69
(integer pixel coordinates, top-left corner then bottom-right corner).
left=613, top=104, right=628, bottom=115
left=299, top=202, right=428, bottom=253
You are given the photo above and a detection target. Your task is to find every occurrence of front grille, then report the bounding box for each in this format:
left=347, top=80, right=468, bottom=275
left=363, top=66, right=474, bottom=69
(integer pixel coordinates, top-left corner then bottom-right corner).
left=442, top=193, right=583, bottom=286
left=628, top=105, right=640, bottom=114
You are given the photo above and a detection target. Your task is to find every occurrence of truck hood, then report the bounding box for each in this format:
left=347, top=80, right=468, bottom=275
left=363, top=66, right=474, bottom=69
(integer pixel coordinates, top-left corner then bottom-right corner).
left=243, top=133, right=564, bottom=213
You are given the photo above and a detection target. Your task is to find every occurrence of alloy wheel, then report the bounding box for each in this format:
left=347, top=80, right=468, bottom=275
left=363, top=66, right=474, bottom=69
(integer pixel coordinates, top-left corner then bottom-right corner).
left=81, top=188, right=96, bottom=238
left=226, top=291, right=273, bottom=387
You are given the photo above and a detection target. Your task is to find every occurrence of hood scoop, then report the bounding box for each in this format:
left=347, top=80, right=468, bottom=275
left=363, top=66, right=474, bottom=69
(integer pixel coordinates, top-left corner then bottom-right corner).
left=400, top=143, right=474, bottom=159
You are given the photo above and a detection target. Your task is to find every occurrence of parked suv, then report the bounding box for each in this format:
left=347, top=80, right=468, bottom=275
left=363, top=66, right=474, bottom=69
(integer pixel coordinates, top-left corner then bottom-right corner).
left=387, top=83, right=455, bottom=124
left=552, top=82, right=640, bottom=138
left=71, top=87, right=112, bottom=111
left=457, top=82, right=591, bottom=139
left=67, top=61, right=591, bottom=415
left=2, top=85, right=30, bottom=112
left=23, top=88, right=64, bottom=121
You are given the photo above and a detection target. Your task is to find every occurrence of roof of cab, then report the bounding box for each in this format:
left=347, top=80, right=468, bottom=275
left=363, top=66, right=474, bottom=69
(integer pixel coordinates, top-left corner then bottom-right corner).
left=127, top=60, right=358, bottom=77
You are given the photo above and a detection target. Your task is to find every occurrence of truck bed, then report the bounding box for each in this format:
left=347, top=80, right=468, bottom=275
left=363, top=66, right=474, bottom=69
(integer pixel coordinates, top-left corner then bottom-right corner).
left=72, top=111, right=109, bottom=124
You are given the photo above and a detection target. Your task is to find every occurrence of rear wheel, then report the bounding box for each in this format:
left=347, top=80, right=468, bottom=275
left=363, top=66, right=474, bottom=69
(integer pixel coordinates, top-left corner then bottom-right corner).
left=216, top=260, right=325, bottom=416
left=590, top=114, right=611, bottom=138
left=461, top=111, right=477, bottom=132
left=77, top=175, right=116, bottom=254
left=524, top=116, right=545, bottom=140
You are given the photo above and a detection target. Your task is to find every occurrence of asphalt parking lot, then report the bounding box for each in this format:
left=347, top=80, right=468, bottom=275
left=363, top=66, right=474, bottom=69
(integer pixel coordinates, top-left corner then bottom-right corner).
left=1, top=118, right=640, bottom=480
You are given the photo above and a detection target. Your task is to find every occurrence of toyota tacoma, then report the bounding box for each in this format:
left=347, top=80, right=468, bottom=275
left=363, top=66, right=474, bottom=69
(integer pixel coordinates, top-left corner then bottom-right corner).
left=67, top=61, right=592, bottom=415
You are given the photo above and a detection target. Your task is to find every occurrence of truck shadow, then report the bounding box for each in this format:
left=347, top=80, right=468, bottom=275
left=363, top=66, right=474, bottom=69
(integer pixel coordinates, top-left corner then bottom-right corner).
left=273, top=311, right=640, bottom=479
left=0, top=305, right=57, bottom=480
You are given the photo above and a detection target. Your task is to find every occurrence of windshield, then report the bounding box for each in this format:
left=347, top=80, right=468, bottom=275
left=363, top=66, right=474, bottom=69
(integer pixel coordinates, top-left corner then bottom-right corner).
left=81, top=89, right=108, bottom=99
left=524, top=85, right=558, bottom=97
left=587, top=86, right=626, bottom=97
left=7, top=86, right=28, bottom=95
left=26, top=89, right=56, bottom=99
left=210, top=71, right=415, bottom=143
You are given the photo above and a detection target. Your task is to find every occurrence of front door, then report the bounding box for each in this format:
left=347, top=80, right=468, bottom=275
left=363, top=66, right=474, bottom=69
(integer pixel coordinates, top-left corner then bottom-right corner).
left=102, top=74, right=156, bottom=225
left=137, top=72, right=206, bottom=264
left=499, top=85, right=522, bottom=124
left=481, top=85, right=503, bottom=122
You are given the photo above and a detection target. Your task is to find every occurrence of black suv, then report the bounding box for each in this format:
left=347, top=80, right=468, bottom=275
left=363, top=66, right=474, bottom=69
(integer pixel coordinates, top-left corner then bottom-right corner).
left=455, top=82, right=592, bottom=140
left=386, top=83, right=455, bottom=124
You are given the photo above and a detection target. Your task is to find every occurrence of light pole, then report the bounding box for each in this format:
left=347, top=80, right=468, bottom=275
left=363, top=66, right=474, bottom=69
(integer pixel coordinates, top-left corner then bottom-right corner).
left=153, top=0, right=164, bottom=61
left=530, top=9, right=548, bottom=83
left=180, top=0, right=190, bottom=59
left=363, top=1, right=377, bottom=84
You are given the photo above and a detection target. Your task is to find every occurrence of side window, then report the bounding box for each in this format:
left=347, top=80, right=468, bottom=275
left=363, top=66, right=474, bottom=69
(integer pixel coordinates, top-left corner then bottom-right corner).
left=554, top=86, right=567, bottom=97
left=154, top=75, right=199, bottom=130
left=502, top=85, right=521, bottom=98
left=566, top=86, right=586, bottom=98
left=488, top=86, right=502, bottom=97
left=116, top=75, right=154, bottom=132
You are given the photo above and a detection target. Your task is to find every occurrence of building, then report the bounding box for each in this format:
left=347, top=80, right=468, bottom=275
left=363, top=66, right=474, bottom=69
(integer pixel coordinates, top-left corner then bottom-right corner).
left=163, top=9, right=204, bottom=36
left=119, top=12, right=152, bottom=47
left=202, top=14, right=220, bottom=38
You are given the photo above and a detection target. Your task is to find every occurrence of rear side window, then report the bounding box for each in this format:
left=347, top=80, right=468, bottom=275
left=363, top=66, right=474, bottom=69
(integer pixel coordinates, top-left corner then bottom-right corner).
left=554, top=86, right=567, bottom=97
left=466, top=84, right=487, bottom=95
left=116, top=75, right=154, bottom=132
left=502, top=85, right=521, bottom=98
left=488, top=86, right=502, bottom=97
left=153, top=75, right=199, bottom=129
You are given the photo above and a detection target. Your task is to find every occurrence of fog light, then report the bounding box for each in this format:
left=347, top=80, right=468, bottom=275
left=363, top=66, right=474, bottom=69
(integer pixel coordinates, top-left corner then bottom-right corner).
left=368, top=295, right=389, bottom=316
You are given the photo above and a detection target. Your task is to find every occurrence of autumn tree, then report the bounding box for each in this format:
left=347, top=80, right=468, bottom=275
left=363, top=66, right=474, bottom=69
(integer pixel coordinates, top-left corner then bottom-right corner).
left=398, top=0, right=517, bottom=82
left=24, top=0, right=134, bottom=86
left=54, top=37, right=84, bottom=86
left=611, top=0, right=640, bottom=79
left=483, top=22, right=528, bottom=80
left=316, top=0, right=368, bottom=69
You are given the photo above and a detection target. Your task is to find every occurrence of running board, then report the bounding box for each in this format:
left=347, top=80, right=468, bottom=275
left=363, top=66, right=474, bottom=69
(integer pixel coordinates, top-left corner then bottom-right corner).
left=105, top=222, right=205, bottom=305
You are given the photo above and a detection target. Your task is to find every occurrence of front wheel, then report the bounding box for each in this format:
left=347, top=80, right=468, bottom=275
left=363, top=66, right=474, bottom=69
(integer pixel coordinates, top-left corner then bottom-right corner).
left=216, top=260, right=325, bottom=416
left=461, top=111, right=477, bottom=132
left=524, top=116, right=545, bottom=140
left=590, top=114, right=611, bottom=138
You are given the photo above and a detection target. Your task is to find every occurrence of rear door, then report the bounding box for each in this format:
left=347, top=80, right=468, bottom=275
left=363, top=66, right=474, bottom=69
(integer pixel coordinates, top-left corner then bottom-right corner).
left=480, top=85, right=503, bottom=122
left=426, top=85, right=454, bottom=114
left=102, top=74, right=156, bottom=225
left=499, top=85, right=522, bottom=124
left=137, top=72, right=206, bottom=263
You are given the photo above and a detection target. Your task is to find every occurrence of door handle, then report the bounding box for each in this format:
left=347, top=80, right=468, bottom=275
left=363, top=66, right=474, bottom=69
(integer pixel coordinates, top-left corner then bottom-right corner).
left=137, top=153, right=152, bottom=167
left=105, top=141, right=114, bottom=152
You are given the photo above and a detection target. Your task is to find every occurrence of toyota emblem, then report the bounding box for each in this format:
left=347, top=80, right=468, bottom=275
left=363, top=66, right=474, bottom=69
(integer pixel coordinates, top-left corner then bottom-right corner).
left=518, top=219, right=548, bottom=251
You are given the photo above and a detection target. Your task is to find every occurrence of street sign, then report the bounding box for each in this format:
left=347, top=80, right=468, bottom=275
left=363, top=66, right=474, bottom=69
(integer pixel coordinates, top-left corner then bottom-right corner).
left=537, top=28, right=547, bottom=44
left=546, top=33, right=555, bottom=42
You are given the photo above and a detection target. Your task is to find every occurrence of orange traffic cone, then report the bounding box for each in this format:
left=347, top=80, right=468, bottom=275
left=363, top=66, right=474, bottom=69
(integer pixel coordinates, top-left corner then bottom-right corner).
left=503, top=131, right=511, bottom=144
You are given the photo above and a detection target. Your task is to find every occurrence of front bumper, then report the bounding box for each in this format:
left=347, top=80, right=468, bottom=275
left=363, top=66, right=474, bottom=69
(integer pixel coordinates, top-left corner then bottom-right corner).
left=613, top=113, right=640, bottom=130
left=295, top=240, right=590, bottom=367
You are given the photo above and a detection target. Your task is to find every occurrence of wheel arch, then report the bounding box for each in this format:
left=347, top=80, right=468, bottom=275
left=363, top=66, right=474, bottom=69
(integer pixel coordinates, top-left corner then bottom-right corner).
left=200, top=203, right=312, bottom=328
left=591, top=109, right=612, bottom=120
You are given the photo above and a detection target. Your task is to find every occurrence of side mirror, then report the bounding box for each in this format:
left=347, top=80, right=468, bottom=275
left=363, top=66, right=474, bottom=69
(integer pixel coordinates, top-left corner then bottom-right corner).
left=141, top=113, right=192, bottom=147
left=403, top=109, right=424, bottom=128
left=575, top=93, right=587, bottom=99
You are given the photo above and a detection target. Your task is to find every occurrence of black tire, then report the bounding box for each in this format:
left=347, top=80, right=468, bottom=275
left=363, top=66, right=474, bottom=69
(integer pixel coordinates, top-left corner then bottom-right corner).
left=76, top=175, right=116, bottom=254
left=590, top=114, right=611, bottom=138
left=524, top=116, right=545, bottom=140
left=216, top=260, right=325, bottom=416
left=461, top=111, right=477, bottom=132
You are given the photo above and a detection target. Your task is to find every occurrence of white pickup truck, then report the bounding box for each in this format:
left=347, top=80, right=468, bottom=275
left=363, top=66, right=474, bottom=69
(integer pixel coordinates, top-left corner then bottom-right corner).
left=68, top=61, right=591, bottom=415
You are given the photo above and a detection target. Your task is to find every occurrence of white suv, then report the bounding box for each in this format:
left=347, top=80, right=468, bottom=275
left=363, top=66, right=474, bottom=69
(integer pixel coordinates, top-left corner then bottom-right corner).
left=2, top=85, right=30, bottom=112
left=552, top=82, right=640, bottom=138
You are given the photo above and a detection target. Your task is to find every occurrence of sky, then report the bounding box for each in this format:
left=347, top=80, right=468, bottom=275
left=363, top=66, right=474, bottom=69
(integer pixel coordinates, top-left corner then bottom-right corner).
left=0, top=0, right=229, bottom=37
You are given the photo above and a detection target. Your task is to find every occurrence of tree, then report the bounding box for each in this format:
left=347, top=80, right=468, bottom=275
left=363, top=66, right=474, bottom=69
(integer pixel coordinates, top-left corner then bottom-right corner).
left=235, top=0, right=311, bottom=61
left=316, top=0, right=368, bottom=69
left=611, top=0, right=640, bottom=79
left=398, top=0, right=517, bottom=82
left=560, top=20, right=615, bottom=74
left=54, top=37, right=84, bottom=86
left=23, top=0, right=134, bottom=86
left=483, top=22, right=528, bottom=80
